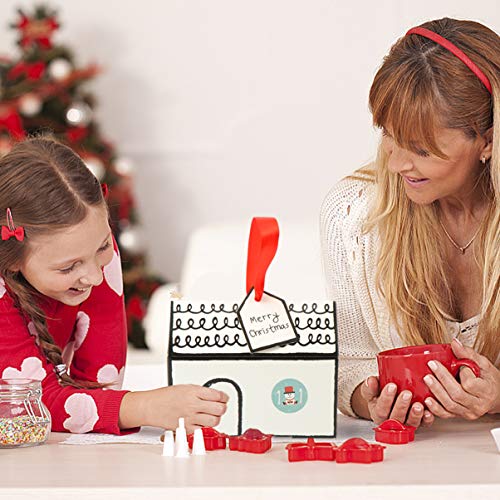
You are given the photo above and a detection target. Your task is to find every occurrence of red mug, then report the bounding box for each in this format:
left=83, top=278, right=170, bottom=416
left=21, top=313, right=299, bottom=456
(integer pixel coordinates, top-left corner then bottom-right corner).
left=377, top=344, right=481, bottom=405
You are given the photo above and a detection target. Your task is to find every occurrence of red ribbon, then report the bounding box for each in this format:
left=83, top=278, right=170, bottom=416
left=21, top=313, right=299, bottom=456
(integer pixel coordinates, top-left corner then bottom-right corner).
left=66, top=126, right=89, bottom=143
left=127, top=295, right=146, bottom=321
left=18, top=16, right=59, bottom=50
left=7, top=61, right=46, bottom=81
left=1, top=226, right=24, bottom=242
left=246, top=217, right=279, bottom=302
left=0, top=108, right=26, bottom=140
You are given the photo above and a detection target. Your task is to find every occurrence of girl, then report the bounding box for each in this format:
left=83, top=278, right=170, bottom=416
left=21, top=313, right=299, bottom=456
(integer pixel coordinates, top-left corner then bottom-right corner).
left=0, top=137, right=228, bottom=434
left=321, top=18, right=499, bottom=428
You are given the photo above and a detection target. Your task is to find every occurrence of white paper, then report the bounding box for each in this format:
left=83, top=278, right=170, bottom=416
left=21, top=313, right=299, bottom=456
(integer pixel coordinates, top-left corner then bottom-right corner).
left=59, top=426, right=163, bottom=445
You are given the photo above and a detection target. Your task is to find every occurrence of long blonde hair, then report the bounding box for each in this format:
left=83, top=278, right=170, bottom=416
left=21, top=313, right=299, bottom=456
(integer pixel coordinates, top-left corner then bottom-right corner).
left=362, top=18, right=499, bottom=362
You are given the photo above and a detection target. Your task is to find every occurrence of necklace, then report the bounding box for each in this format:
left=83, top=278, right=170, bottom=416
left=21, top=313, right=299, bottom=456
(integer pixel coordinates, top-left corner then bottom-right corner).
left=438, top=218, right=483, bottom=254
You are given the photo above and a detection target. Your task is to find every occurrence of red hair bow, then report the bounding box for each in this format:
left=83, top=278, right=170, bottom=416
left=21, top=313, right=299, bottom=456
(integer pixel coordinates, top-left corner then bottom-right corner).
left=1, top=225, right=24, bottom=241
left=1, top=208, right=25, bottom=242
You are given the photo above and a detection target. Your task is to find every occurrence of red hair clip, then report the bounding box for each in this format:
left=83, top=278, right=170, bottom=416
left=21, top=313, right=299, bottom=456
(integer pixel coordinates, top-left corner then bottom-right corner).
left=1, top=208, right=24, bottom=242
left=101, top=183, right=109, bottom=198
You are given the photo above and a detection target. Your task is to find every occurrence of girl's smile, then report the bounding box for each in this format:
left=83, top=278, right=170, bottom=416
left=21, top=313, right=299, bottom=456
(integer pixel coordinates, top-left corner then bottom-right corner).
left=18, top=205, right=114, bottom=306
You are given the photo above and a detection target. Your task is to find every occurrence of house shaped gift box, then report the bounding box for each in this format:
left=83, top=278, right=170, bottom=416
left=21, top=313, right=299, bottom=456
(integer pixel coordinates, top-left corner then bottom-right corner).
left=168, top=299, right=338, bottom=437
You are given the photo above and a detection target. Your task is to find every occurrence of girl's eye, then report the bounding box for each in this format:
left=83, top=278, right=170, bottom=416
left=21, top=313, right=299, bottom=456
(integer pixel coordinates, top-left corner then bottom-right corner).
left=58, top=242, right=110, bottom=274
left=59, top=264, right=76, bottom=274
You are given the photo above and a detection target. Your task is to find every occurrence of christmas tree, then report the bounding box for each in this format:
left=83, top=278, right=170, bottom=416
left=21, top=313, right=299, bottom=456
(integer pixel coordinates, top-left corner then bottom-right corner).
left=0, top=4, right=164, bottom=348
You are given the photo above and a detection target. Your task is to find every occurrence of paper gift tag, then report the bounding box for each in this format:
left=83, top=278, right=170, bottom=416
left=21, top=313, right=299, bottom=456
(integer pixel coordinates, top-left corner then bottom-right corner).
left=237, top=288, right=299, bottom=352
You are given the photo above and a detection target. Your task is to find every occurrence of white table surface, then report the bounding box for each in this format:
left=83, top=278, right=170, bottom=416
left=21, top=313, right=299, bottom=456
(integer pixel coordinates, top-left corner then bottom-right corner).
left=2, top=413, right=499, bottom=500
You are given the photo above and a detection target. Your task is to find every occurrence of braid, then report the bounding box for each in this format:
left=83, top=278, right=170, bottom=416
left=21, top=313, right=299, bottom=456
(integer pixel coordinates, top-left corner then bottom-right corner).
left=0, top=137, right=117, bottom=389
left=3, top=271, right=111, bottom=390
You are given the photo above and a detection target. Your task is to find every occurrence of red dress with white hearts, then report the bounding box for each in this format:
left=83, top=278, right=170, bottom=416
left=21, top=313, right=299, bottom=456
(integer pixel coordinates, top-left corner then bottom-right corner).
left=0, top=247, right=139, bottom=435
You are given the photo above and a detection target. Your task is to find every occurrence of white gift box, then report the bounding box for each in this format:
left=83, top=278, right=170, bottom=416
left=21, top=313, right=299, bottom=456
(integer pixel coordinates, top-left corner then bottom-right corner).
left=168, top=299, right=338, bottom=437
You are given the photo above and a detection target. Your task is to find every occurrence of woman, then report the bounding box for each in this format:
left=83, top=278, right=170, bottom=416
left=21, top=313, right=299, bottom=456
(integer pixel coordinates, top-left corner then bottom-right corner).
left=321, top=17, right=499, bottom=428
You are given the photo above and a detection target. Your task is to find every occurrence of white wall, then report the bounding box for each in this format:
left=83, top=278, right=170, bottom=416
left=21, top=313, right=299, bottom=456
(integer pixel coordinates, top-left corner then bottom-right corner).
left=0, top=1, right=498, bottom=280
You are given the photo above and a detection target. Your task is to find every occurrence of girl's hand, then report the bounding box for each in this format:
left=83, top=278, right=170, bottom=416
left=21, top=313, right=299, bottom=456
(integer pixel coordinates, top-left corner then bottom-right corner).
left=360, top=375, right=434, bottom=427
left=423, top=339, right=500, bottom=420
left=120, top=384, right=229, bottom=433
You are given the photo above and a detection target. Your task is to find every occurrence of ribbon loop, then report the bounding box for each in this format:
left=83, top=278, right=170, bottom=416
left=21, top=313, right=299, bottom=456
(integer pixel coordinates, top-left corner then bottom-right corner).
left=246, top=217, right=279, bottom=302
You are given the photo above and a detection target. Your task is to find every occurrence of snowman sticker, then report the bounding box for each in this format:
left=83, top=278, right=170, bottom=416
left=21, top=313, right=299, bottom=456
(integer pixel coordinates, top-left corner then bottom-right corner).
left=283, top=386, right=298, bottom=406
left=272, top=378, right=308, bottom=414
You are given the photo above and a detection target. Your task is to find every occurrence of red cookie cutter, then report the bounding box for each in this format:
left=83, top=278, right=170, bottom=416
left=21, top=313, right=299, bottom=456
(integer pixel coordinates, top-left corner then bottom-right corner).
left=187, top=427, right=227, bottom=451
left=374, top=419, right=416, bottom=445
left=286, top=438, right=337, bottom=462
left=228, top=428, right=272, bottom=454
left=335, top=438, right=385, bottom=464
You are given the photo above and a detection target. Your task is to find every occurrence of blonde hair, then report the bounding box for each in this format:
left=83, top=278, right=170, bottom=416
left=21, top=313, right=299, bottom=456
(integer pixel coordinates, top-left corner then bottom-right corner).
left=361, top=18, right=499, bottom=363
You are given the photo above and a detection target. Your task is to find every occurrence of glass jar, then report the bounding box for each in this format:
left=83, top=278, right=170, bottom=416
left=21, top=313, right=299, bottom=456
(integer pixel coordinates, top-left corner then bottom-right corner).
left=0, top=378, right=51, bottom=448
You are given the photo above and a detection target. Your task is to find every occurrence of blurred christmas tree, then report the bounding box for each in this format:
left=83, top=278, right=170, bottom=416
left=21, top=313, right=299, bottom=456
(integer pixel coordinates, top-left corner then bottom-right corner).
left=0, top=4, right=165, bottom=348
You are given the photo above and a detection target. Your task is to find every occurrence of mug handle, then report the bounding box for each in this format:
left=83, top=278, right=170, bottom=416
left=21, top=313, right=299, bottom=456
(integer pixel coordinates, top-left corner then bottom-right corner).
left=451, top=358, right=481, bottom=377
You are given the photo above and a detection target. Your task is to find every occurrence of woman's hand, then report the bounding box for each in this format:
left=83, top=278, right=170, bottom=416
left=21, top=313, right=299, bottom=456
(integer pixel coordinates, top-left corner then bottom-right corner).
left=354, top=376, right=434, bottom=427
left=423, top=339, right=500, bottom=420
left=119, top=384, right=229, bottom=433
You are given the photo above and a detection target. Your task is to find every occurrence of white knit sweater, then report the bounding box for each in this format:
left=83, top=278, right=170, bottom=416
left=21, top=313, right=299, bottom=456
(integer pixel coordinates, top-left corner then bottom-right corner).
left=320, top=175, right=480, bottom=417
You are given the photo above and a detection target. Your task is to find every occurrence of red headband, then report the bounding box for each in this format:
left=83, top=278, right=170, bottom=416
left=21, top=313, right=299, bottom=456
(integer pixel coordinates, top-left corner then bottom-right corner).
left=406, top=27, right=492, bottom=94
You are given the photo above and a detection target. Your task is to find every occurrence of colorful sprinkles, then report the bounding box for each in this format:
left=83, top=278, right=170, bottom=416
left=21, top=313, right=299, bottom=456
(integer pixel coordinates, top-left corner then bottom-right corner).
left=0, top=416, right=50, bottom=447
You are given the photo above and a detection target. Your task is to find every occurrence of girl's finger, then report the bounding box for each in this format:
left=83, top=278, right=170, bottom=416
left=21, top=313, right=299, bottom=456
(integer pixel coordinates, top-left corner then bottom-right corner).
left=192, top=413, right=221, bottom=429
left=198, top=400, right=227, bottom=417
left=198, top=386, right=229, bottom=403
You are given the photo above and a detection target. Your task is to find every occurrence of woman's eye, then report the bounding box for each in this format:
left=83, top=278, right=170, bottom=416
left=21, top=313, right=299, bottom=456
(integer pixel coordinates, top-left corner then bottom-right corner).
left=416, top=149, right=430, bottom=157
left=98, top=241, right=111, bottom=252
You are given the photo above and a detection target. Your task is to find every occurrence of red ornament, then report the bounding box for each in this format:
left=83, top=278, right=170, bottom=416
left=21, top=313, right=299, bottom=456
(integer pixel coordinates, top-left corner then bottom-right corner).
left=126, top=295, right=146, bottom=321
left=228, top=428, right=272, bottom=454
left=110, top=185, right=134, bottom=221
left=286, top=438, right=337, bottom=462
left=66, top=126, right=89, bottom=143
left=17, top=14, right=59, bottom=50
left=0, top=106, right=26, bottom=140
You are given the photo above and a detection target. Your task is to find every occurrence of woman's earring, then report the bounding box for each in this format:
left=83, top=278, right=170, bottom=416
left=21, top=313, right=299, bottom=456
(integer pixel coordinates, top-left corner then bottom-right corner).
left=481, top=156, right=487, bottom=164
